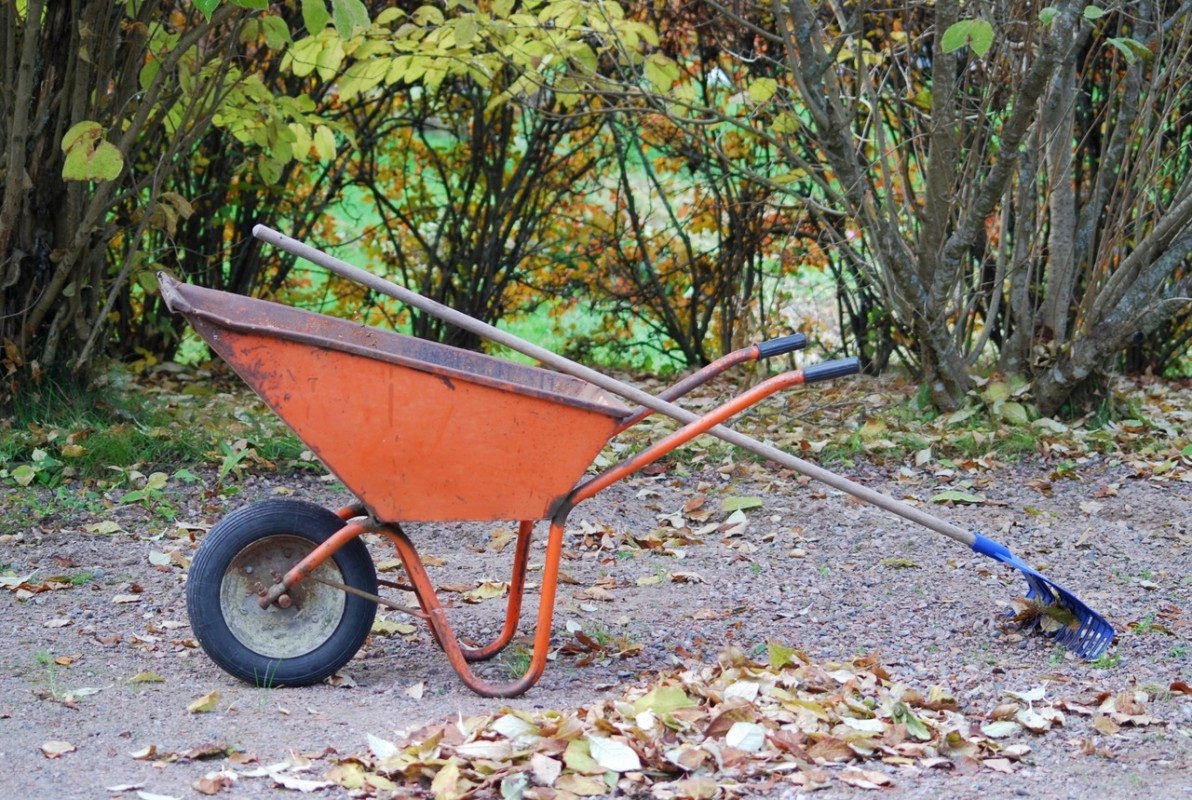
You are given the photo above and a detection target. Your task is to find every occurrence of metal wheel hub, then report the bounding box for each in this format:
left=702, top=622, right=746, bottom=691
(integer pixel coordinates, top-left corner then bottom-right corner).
left=220, top=535, right=346, bottom=659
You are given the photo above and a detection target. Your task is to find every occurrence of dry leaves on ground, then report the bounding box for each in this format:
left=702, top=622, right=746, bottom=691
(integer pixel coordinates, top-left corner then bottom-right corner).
left=115, top=645, right=1164, bottom=798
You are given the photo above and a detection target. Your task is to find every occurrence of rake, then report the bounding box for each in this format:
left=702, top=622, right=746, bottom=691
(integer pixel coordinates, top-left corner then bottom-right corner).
left=252, top=225, right=1115, bottom=660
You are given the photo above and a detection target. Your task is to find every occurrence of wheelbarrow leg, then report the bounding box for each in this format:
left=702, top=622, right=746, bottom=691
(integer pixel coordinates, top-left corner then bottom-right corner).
left=381, top=519, right=535, bottom=661
left=375, top=513, right=570, bottom=697
left=458, top=520, right=536, bottom=662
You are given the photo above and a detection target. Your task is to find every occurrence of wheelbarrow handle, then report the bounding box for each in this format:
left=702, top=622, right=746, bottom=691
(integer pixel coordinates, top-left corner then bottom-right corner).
left=615, top=335, right=810, bottom=433
left=803, top=357, right=859, bottom=383
left=756, top=333, right=807, bottom=359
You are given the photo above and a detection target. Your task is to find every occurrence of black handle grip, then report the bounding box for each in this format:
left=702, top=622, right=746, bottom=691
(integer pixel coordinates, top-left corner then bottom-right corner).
left=756, top=334, right=807, bottom=359
left=802, top=357, right=860, bottom=384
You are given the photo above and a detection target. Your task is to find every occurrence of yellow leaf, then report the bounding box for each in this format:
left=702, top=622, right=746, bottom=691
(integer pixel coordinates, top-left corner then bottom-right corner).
left=313, top=125, right=336, bottom=161
left=129, top=672, right=165, bottom=684
left=555, top=773, right=611, bottom=796
left=371, top=619, right=417, bottom=636
left=187, top=690, right=221, bottom=714
left=430, top=757, right=463, bottom=800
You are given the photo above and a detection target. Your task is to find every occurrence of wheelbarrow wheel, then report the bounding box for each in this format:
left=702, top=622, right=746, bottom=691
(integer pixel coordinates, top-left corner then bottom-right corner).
left=187, top=498, right=377, bottom=687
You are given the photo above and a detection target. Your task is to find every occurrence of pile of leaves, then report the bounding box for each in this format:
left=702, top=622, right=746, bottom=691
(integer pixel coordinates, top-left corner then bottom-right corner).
left=152, top=645, right=1160, bottom=798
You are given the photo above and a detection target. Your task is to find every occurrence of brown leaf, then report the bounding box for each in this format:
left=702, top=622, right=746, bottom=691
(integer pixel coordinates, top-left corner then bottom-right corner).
left=838, top=768, right=893, bottom=789
left=989, top=702, right=1019, bottom=720
left=703, top=704, right=757, bottom=738
left=806, top=736, right=854, bottom=763
left=672, top=777, right=718, bottom=799
left=983, top=758, right=1015, bottom=774
left=193, top=772, right=234, bottom=795
left=573, top=586, right=614, bottom=602
left=1093, top=715, right=1121, bottom=735
left=769, top=729, right=811, bottom=760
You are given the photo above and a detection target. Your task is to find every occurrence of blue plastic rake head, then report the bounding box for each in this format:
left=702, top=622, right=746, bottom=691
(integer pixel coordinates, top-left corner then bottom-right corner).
left=972, top=534, right=1114, bottom=659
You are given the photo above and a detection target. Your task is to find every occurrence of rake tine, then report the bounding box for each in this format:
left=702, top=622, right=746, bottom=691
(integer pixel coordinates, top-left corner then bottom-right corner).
left=971, top=533, right=1114, bottom=660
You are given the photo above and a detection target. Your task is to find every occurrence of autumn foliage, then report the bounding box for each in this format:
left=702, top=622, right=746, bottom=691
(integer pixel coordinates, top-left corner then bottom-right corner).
left=4, top=0, right=1192, bottom=417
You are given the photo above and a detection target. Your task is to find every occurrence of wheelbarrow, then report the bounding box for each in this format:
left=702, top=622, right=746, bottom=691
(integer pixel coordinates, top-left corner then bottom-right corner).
left=159, top=226, right=1113, bottom=697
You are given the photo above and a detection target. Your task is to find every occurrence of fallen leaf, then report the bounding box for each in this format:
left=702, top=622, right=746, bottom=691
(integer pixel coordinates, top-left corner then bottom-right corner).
left=838, top=768, right=893, bottom=789
left=984, top=757, right=1015, bottom=774
left=724, top=721, right=766, bottom=753
left=721, top=496, right=764, bottom=512
left=129, top=745, right=159, bottom=760
left=880, top=558, right=920, bottom=569
left=193, top=771, right=235, bottom=795
left=530, top=752, right=562, bottom=787
left=368, top=733, right=399, bottom=761
left=928, top=490, right=986, bottom=505
left=980, top=720, right=1021, bottom=738
left=1093, top=715, right=1121, bottom=735
left=455, top=738, right=515, bottom=761
left=129, top=672, right=165, bottom=684
left=429, top=758, right=464, bottom=799
left=187, top=690, right=221, bottom=714
left=1016, top=707, right=1053, bottom=733
left=371, top=619, right=417, bottom=636
left=271, top=773, right=333, bottom=792
left=463, top=580, right=509, bottom=602
left=673, top=777, right=718, bottom=798
left=1005, top=685, right=1047, bottom=704
left=555, top=773, right=610, bottom=796
left=112, top=594, right=142, bottom=604
left=42, top=740, right=76, bottom=758
left=492, top=713, right=538, bottom=740
left=587, top=735, right=642, bottom=772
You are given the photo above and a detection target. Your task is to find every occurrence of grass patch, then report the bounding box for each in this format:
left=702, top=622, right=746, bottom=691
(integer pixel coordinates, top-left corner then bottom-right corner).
left=0, top=366, right=308, bottom=487
left=2, top=386, right=208, bottom=484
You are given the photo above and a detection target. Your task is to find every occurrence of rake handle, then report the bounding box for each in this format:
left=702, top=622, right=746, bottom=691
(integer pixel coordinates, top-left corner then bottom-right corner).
left=252, top=225, right=978, bottom=549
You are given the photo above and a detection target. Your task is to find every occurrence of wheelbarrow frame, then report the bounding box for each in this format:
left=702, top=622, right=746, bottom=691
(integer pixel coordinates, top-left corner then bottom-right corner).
left=161, top=271, right=848, bottom=697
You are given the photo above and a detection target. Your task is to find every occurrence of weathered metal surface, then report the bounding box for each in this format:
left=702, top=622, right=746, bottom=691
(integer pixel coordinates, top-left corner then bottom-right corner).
left=160, top=275, right=628, bottom=522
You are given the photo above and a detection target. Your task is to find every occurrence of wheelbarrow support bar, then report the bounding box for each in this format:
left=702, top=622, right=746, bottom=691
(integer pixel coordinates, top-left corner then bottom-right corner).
left=252, top=225, right=1115, bottom=660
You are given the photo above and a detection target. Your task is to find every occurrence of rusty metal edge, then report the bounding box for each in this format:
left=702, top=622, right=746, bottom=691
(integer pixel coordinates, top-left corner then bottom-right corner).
left=158, top=273, right=632, bottom=421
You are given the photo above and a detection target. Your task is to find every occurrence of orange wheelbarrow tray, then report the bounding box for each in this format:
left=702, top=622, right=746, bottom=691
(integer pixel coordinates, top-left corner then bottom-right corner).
left=160, top=273, right=854, bottom=697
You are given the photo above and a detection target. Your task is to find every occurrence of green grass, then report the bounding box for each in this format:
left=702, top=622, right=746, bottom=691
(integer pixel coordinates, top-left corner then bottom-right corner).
left=0, top=367, right=311, bottom=488
left=501, top=644, right=532, bottom=678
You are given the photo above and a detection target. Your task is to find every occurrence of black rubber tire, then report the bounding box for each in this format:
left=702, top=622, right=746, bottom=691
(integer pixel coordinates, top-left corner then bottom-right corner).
left=187, top=498, right=377, bottom=687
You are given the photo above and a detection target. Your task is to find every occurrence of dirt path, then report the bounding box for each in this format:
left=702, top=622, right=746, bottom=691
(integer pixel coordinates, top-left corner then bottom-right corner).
left=2, top=453, right=1191, bottom=799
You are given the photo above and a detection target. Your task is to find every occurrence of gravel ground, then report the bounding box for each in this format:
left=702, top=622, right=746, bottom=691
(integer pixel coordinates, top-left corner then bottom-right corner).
left=2, top=445, right=1191, bottom=798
